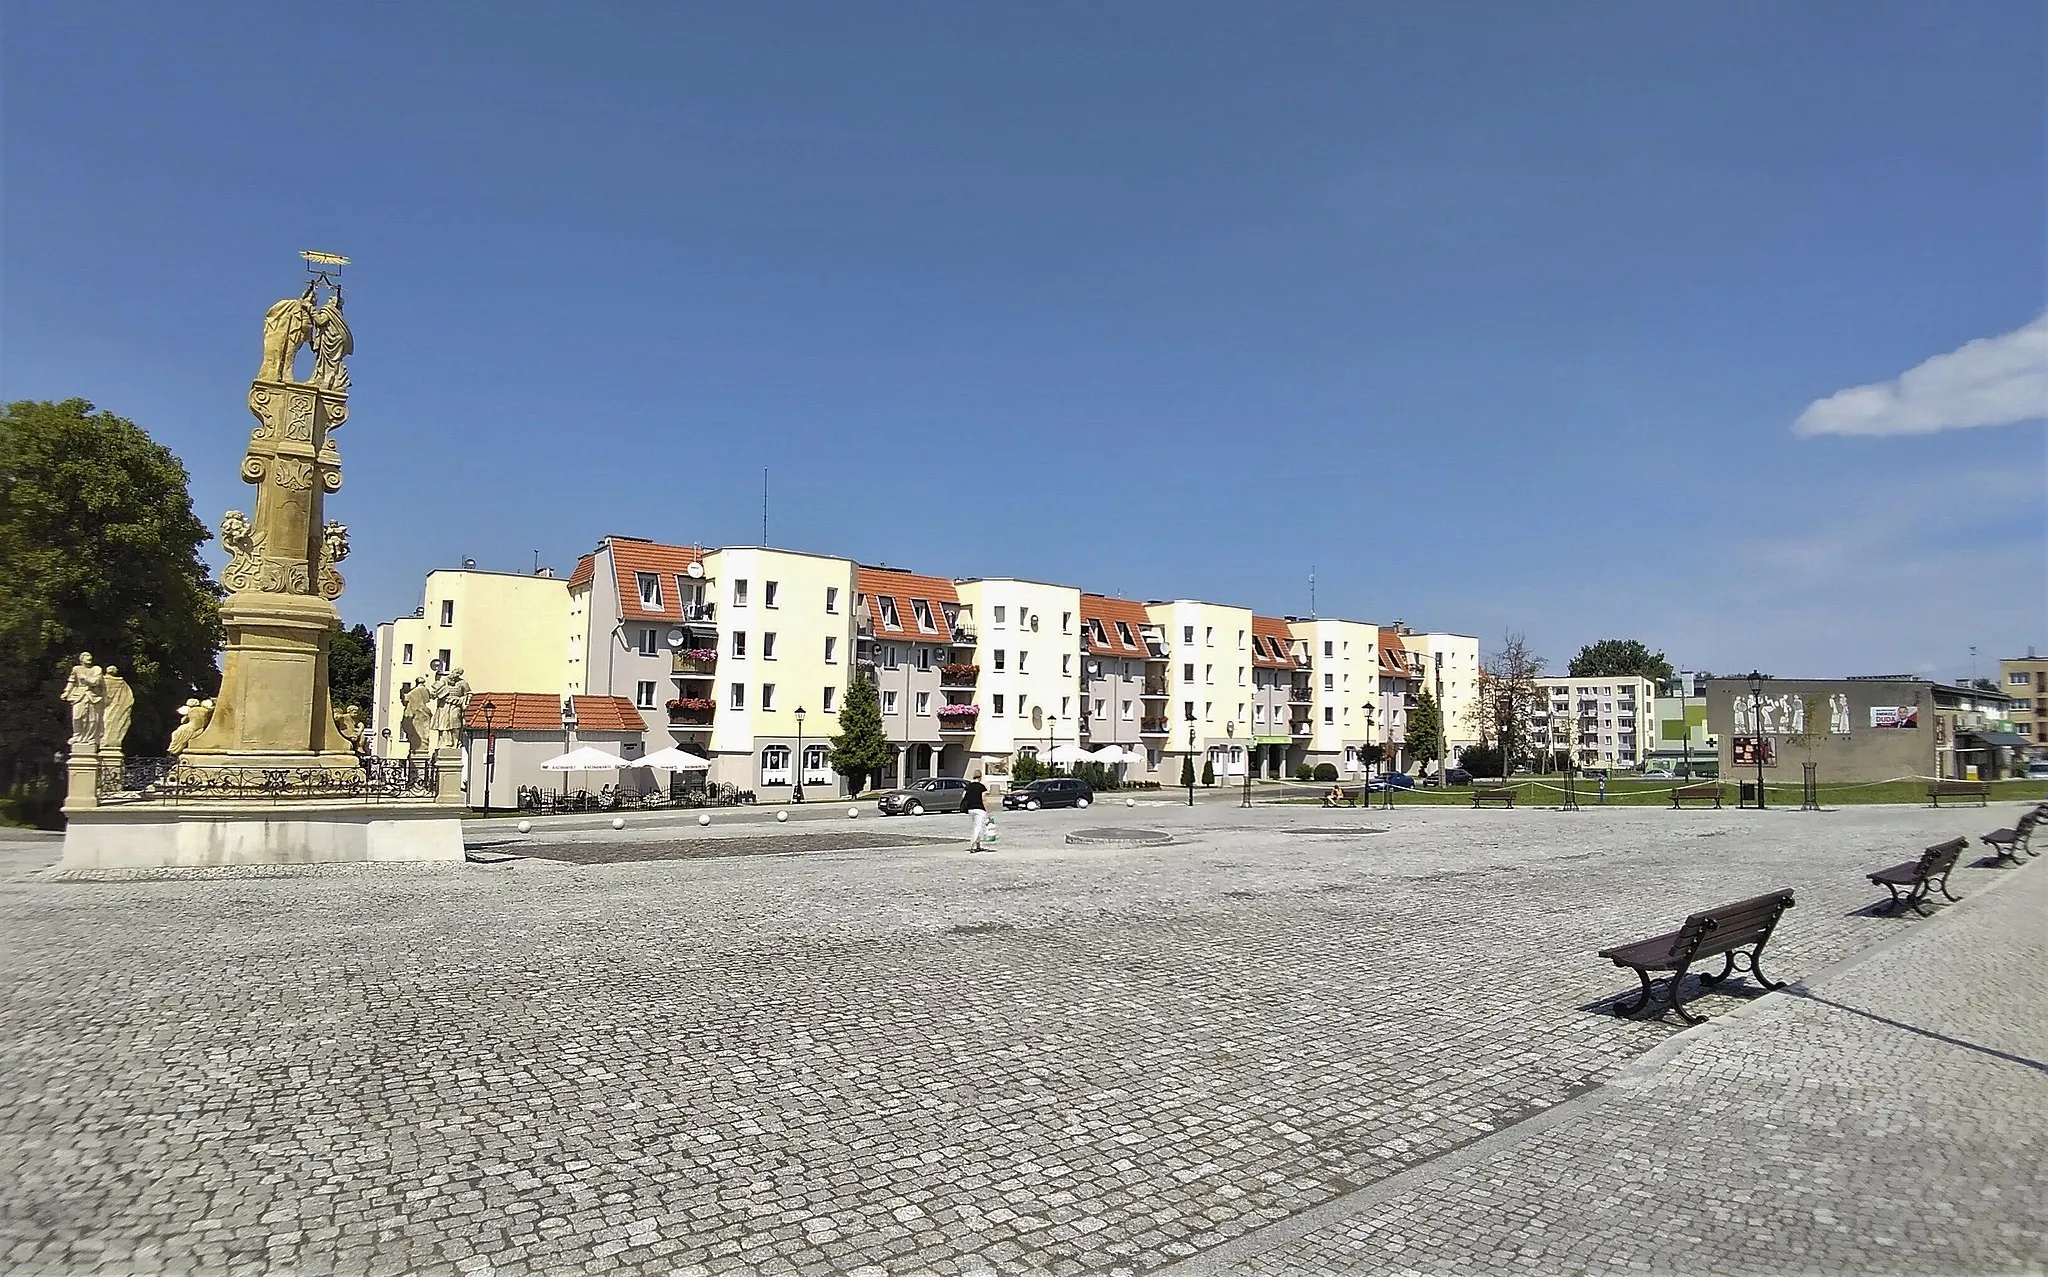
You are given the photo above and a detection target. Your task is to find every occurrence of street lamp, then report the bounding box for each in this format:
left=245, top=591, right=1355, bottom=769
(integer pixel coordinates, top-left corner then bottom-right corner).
left=1186, top=713, right=1197, bottom=807
left=481, top=700, right=497, bottom=819
left=1747, top=670, right=1767, bottom=810
left=1678, top=671, right=1692, bottom=781
left=792, top=706, right=807, bottom=803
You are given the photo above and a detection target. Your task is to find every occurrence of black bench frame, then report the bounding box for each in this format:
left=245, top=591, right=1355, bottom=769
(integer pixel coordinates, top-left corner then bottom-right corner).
left=1670, top=784, right=1722, bottom=809
left=1867, top=836, right=1967, bottom=915
left=1926, top=781, right=1990, bottom=808
left=1470, top=786, right=1516, bottom=809
left=1980, top=808, right=2041, bottom=865
left=1599, top=889, right=1796, bottom=1025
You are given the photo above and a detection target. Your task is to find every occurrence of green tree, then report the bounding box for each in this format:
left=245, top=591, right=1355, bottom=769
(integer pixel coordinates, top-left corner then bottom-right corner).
left=1180, top=753, right=1196, bottom=789
left=1357, top=742, right=1385, bottom=770
left=1406, top=688, right=1445, bottom=775
left=328, top=622, right=376, bottom=715
left=0, top=400, right=222, bottom=794
left=827, top=671, right=889, bottom=794
left=1568, top=638, right=1675, bottom=684
left=1200, top=758, right=1215, bottom=787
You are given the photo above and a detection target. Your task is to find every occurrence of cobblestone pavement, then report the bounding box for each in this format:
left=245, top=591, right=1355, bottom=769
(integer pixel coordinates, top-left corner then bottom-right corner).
left=0, top=803, right=2035, bottom=1275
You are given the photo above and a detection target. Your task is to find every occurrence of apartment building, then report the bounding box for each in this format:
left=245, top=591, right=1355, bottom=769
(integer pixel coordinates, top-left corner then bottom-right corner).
left=1281, top=618, right=1379, bottom=775
left=705, top=548, right=856, bottom=796
left=1377, top=627, right=1416, bottom=770
left=854, top=566, right=971, bottom=786
left=1533, top=675, right=1658, bottom=770
left=957, top=579, right=1084, bottom=772
left=371, top=567, right=570, bottom=758
left=1078, top=594, right=1168, bottom=779
left=2001, top=648, right=2048, bottom=753
left=1404, top=631, right=1482, bottom=758
left=1146, top=600, right=1257, bottom=779
left=1246, top=616, right=1305, bottom=777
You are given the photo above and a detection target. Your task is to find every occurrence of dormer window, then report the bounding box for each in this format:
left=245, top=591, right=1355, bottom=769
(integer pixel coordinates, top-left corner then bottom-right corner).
left=911, top=598, right=935, bottom=631
left=636, top=573, right=661, bottom=609
left=878, top=596, right=901, bottom=630
left=1114, top=620, right=1134, bottom=647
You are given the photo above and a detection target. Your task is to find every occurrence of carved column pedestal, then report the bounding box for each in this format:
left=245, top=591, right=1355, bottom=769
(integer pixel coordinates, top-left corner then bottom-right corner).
left=63, top=753, right=100, bottom=813
left=184, top=590, right=357, bottom=772
left=434, top=748, right=466, bottom=806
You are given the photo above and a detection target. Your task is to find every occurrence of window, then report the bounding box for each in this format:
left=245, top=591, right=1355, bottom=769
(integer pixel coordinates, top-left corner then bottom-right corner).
left=1061, top=696, right=1071, bottom=716
left=1324, top=641, right=1333, bottom=658
left=1062, top=611, right=1073, bottom=634
left=1238, top=667, right=1246, bottom=686
left=824, top=636, right=838, bottom=663
left=436, top=648, right=451, bottom=672
left=764, top=581, right=779, bottom=608
left=993, top=694, right=1006, bottom=716
left=1183, top=626, right=1194, bottom=644
left=1184, top=701, right=1195, bottom=720
left=1253, top=706, right=1264, bottom=725
left=729, top=682, right=746, bottom=710
left=916, top=691, right=931, bottom=715
left=882, top=645, right=900, bottom=670
left=1184, top=662, right=1195, bottom=682
left=761, top=683, right=776, bottom=711
left=878, top=596, right=901, bottom=629
left=2013, top=672, right=2033, bottom=685
left=401, top=643, right=414, bottom=665
left=636, top=573, right=661, bottom=609
left=635, top=681, right=656, bottom=709
left=763, top=632, right=777, bottom=659
left=440, top=600, right=454, bottom=626
left=994, top=650, right=1007, bottom=671
left=911, top=598, right=934, bottom=630
left=1094, top=698, right=1106, bottom=716
left=1088, top=618, right=1108, bottom=648
left=1062, top=654, right=1072, bottom=675
left=1324, top=673, right=1334, bottom=691
left=1205, top=627, right=1214, bottom=646
left=761, top=745, right=791, bottom=783
left=883, top=690, right=899, bottom=715
left=1204, top=702, right=1213, bottom=720
left=635, top=627, right=657, bottom=656
left=1205, top=664, right=1214, bottom=684
left=1324, top=707, right=1335, bottom=724
left=825, top=586, right=840, bottom=614
left=822, top=686, right=837, bottom=711
left=1018, top=651, right=1029, bottom=673
left=1120, top=700, right=1133, bottom=720
left=732, top=632, right=748, bottom=658
left=993, top=605, right=1007, bottom=627
left=1238, top=630, right=1246, bottom=650
left=1148, top=747, right=1161, bottom=769
left=675, top=575, right=692, bottom=607
left=1115, top=620, right=1135, bottom=646
left=732, top=579, right=749, bottom=607
left=803, top=743, right=829, bottom=778
left=916, top=647, right=932, bottom=671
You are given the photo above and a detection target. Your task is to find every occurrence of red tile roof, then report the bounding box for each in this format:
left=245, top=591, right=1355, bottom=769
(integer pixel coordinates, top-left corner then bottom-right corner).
left=1378, top=628, right=1408, bottom=677
left=604, top=538, right=707, bottom=623
left=856, top=566, right=958, bottom=641
left=1079, top=594, right=1156, bottom=661
left=1251, top=616, right=1296, bottom=669
left=566, top=554, right=595, bottom=590
left=464, top=693, right=645, bottom=734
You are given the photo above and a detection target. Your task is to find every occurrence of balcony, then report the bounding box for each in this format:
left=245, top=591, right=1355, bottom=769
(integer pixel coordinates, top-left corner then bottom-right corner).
left=937, top=706, right=980, bottom=732
left=677, top=602, right=717, bottom=625
left=1140, top=717, right=1170, bottom=735
left=1290, top=684, right=1313, bottom=704
left=666, top=698, right=716, bottom=728
left=948, top=627, right=978, bottom=647
left=671, top=650, right=718, bottom=676
left=1142, top=679, right=1169, bottom=697
left=941, top=663, right=980, bottom=687
left=1291, top=720, right=1312, bottom=737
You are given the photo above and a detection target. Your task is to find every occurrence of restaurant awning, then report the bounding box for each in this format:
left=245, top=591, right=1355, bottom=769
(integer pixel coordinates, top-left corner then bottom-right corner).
left=1964, top=729, right=2029, bottom=748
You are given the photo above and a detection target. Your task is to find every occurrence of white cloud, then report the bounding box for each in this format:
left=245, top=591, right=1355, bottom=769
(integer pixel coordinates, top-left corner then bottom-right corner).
left=1791, top=314, right=2048, bottom=437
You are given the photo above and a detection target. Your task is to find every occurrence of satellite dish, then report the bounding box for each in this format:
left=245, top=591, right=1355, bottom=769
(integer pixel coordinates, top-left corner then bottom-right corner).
left=666, top=628, right=686, bottom=648
left=1029, top=613, right=1040, bottom=632
left=686, top=562, right=705, bottom=579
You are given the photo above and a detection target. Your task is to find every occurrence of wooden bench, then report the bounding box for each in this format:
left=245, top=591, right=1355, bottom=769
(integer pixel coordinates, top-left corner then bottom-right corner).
left=1598, top=888, right=1796, bottom=1024
left=1926, top=780, right=1990, bottom=807
left=1320, top=787, right=1364, bottom=808
left=1980, top=809, right=2040, bottom=865
left=1470, top=786, right=1516, bottom=808
left=1867, top=837, right=1967, bottom=915
left=1670, top=784, right=1722, bottom=809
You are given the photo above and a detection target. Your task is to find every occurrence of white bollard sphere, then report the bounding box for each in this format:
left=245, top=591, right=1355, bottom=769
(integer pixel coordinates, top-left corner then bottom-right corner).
left=517, top=820, right=532, bottom=834
left=698, top=813, right=711, bottom=827
left=1126, top=798, right=1136, bottom=807
left=776, top=810, right=788, bottom=823
left=611, top=817, right=625, bottom=831
left=847, top=807, right=860, bottom=819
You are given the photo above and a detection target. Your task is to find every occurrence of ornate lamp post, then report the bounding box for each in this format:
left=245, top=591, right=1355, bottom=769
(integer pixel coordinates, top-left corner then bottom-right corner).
left=1230, top=720, right=1252, bottom=807
left=481, top=700, right=497, bottom=819
left=792, top=706, right=807, bottom=804
left=1186, top=713, right=1197, bottom=807
left=1747, top=670, right=1767, bottom=810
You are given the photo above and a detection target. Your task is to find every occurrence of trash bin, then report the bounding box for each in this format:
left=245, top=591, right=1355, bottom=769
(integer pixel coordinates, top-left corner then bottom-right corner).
left=1739, top=782, right=1759, bottom=807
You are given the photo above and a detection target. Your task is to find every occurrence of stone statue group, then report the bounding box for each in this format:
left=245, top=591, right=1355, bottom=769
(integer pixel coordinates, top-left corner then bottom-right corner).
left=60, top=653, right=134, bottom=754
left=402, top=668, right=472, bottom=757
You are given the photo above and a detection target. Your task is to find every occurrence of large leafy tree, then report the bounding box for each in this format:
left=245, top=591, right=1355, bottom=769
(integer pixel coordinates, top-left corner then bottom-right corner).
left=328, top=622, right=376, bottom=715
left=1478, top=631, right=1545, bottom=769
left=1568, top=638, right=1674, bottom=684
left=1406, top=688, right=1445, bottom=775
left=827, top=670, right=889, bottom=794
left=0, top=400, right=222, bottom=792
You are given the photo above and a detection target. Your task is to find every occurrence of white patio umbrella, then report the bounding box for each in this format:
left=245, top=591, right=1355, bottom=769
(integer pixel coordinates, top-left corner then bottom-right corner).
left=1089, top=745, right=1134, bottom=763
left=1047, top=743, right=1094, bottom=765
left=639, top=747, right=712, bottom=771
left=538, top=744, right=628, bottom=797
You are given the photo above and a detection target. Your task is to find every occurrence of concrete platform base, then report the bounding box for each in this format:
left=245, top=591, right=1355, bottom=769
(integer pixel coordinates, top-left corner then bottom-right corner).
left=59, top=801, right=465, bottom=870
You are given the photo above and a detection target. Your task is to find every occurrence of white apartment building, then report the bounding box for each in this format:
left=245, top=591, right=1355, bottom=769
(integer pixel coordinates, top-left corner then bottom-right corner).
left=1286, top=617, right=1383, bottom=775
left=1146, top=600, right=1256, bottom=780
left=1534, top=675, right=1658, bottom=770
left=957, top=578, right=1084, bottom=772
left=1404, top=631, right=1483, bottom=759
left=372, top=566, right=570, bottom=758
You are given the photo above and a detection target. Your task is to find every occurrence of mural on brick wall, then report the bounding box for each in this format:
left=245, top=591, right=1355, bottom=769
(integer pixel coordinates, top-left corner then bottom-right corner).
left=1732, top=692, right=1852, bottom=736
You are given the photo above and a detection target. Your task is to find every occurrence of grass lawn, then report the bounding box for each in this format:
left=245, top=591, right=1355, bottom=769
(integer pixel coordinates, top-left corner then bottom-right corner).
left=1273, top=777, right=2048, bottom=808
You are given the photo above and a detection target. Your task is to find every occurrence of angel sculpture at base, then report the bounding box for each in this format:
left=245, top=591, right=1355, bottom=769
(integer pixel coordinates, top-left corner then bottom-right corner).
left=168, top=699, right=214, bottom=754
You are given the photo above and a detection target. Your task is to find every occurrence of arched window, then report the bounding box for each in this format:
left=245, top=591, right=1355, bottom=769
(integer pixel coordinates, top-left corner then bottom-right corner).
left=803, top=744, right=829, bottom=780
left=761, top=745, right=792, bottom=785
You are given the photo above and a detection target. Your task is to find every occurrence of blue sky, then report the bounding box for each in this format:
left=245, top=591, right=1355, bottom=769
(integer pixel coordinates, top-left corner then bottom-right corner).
left=6, top=2, right=2043, bottom=681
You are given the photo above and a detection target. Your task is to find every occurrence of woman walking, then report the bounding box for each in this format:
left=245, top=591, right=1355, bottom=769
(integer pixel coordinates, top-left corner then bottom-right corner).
left=964, top=769, right=990, bottom=853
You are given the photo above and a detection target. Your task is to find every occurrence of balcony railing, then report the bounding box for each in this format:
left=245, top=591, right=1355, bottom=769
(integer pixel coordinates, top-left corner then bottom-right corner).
left=677, top=602, right=717, bottom=624
left=1142, top=679, right=1169, bottom=697
left=1140, top=717, right=1170, bottom=734
left=1291, top=720, right=1312, bottom=736
left=941, top=664, right=980, bottom=687
left=937, top=709, right=980, bottom=732
left=948, top=628, right=977, bottom=646
left=1290, top=684, right=1313, bottom=703
left=667, top=701, right=716, bottom=727
left=671, top=651, right=718, bottom=676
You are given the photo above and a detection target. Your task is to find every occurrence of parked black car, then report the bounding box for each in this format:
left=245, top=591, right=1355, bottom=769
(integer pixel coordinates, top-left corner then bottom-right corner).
left=1444, top=767, right=1473, bottom=786
left=1001, top=778, right=1094, bottom=811
left=876, top=776, right=970, bottom=816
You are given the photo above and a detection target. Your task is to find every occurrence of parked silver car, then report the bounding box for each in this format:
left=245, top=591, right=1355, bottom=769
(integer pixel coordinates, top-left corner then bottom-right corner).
left=876, top=777, right=970, bottom=816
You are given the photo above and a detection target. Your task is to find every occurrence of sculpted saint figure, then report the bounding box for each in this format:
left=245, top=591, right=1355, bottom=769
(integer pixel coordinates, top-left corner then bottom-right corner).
left=100, top=666, right=135, bottom=752
left=310, top=289, right=353, bottom=392
left=433, top=668, right=473, bottom=752
left=168, top=699, right=203, bottom=754
left=403, top=676, right=438, bottom=758
left=334, top=704, right=367, bottom=756
left=62, top=652, right=106, bottom=748
left=259, top=285, right=317, bottom=383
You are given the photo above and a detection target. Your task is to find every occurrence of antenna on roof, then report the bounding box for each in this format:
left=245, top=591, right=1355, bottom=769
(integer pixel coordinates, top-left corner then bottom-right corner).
left=762, top=468, right=769, bottom=546
left=1309, top=565, right=1316, bottom=619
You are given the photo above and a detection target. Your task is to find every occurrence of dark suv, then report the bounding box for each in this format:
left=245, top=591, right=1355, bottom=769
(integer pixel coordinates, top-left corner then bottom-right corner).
left=1001, top=778, right=1094, bottom=811
left=876, top=777, right=969, bottom=816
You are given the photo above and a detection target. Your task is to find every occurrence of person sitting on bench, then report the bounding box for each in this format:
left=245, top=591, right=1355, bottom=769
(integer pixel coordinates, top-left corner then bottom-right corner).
left=1323, top=783, right=1348, bottom=808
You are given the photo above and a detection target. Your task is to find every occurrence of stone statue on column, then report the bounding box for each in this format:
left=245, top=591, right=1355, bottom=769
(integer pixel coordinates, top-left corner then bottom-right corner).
left=62, top=653, right=105, bottom=749
left=433, top=669, right=472, bottom=752
left=99, top=666, right=135, bottom=758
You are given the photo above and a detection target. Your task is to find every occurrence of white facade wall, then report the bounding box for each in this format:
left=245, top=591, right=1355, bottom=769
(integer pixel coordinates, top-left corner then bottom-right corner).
left=704, top=548, right=857, bottom=794
left=959, top=580, right=1084, bottom=764
left=1290, top=619, right=1382, bottom=773
left=1535, top=675, right=1658, bottom=769
left=1409, top=632, right=1483, bottom=754
left=1148, top=601, right=1255, bottom=776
